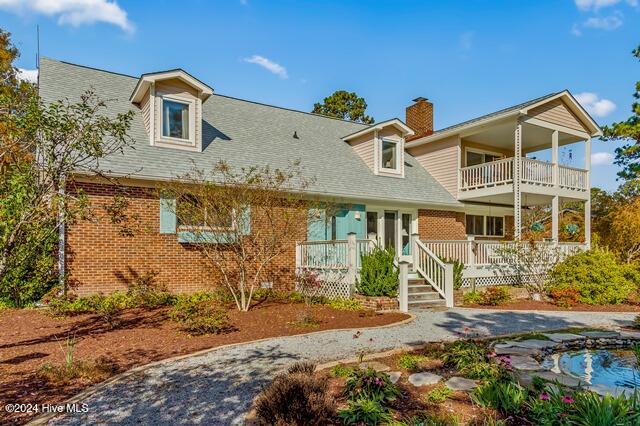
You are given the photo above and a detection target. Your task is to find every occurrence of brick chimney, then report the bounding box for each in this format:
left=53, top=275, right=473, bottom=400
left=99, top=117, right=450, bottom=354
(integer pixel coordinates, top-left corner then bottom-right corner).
left=405, top=97, right=433, bottom=141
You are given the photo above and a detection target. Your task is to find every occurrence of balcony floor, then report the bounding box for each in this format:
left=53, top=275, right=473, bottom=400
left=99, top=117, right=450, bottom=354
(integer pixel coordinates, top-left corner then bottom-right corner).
left=458, top=183, right=589, bottom=206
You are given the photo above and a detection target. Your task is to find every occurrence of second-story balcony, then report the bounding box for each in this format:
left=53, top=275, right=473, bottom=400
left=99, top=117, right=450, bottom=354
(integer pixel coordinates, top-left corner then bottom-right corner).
left=458, top=157, right=589, bottom=201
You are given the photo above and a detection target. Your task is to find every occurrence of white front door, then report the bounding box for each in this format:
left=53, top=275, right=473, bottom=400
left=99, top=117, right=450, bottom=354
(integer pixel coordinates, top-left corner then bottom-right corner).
left=365, top=207, right=416, bottom=262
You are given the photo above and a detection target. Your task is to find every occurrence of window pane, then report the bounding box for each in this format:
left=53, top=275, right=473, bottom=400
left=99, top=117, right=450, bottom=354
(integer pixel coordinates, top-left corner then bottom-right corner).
left=466, top=214, right=484, bottom=235
left=366, top=212, right=378, bottom=240
left=401, top=213, right=411, bottom=255
left=163, top=99, right=190, bottom=139
left=466, top=151, right=483, bottom=166
left=381, top=140, right=397, bottom=170
left=485, top=154, right=501, bottom=163
left=487, top=216, right=504, bottom=236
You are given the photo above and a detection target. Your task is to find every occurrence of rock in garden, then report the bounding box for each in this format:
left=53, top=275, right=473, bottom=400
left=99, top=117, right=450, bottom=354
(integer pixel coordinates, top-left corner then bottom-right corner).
left=493, top=346, right=541, bottom=357
left=509, top=355, right=542, bottom=371
left=445, top=376, right=478, bottom=391
left=513, top=339, right=558, bottom=350
left=408, top=372, right=442, bottom=387
left=533, top=371, right=582, bottom=387
left=542, top=333, right=585, bottom=343
left=619, top=330, right=640, bottom=340
left=358, top=361, right=391, bottom=372
left=386, top=371, right=401, bottom=384
left=579, top=331, right=620, bottom=339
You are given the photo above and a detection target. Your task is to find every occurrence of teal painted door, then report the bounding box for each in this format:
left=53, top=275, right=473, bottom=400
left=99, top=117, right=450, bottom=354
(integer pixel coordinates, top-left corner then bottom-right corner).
left=307, top=204, right=366, bottom=240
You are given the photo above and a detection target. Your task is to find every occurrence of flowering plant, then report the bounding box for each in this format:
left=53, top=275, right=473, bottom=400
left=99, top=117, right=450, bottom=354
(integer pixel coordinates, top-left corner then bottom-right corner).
left=343, top=368, right=400, bottom=404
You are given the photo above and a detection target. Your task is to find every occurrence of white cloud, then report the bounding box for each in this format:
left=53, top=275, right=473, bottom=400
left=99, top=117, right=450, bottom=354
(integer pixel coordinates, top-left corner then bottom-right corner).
left=0, top=0, right=134, bottom=33
left=17, top=68, right=38, bottom=83
left=574, top=92, right=617, bottom=117
left=243, top=55, right=288, bottom=79
left=575, top=0, right=637, bottom=10
left=591, top=152, right=614, bottom=166
left=583, top=14, right=623, bottom=29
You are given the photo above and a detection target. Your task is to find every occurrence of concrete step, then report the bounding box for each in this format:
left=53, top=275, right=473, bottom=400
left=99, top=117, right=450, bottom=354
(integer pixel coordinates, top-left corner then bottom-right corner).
left=408, top=298, right=447, bottom=307
left=408, top=292, right=443, bottom=301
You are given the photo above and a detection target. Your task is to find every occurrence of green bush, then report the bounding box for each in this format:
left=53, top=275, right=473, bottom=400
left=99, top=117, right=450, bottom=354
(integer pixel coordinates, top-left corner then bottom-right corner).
left=169, top=298, right=230, bottom=335
left=441, top=257, right=464, bottom=290
left=424, top=384, right=453, bottom=404
left=330, top=363, right=355, bottom=378
left=463, top=287, right=510, bottom=306
left=339, top=398, right=393, bottom=425
left=326, top=298, right=362, bottom=311
left=569, top=390, right=640, bottom=425
left=442, top=340, right=504, bottom=380
left=125, top=270, right=176, bottom=308
left=357, top=246, right=399, bottom=297
left=343, top=367, right=401, bottom=404
left=547, top=249, right=640, bottom=305
left=463, top=291, right=483, bottom=305
left=472, top=380, right=527, bottom=414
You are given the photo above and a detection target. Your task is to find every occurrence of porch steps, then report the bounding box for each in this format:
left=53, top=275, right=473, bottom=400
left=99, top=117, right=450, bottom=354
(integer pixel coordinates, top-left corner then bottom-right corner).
left=407, top=276, right=446, bottom=308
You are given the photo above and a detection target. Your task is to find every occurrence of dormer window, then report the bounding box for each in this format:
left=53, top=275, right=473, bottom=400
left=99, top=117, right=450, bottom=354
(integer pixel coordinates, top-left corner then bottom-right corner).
left=380, top=139, right=399, bottom=171
left=162, top=97, right=192, bottom=141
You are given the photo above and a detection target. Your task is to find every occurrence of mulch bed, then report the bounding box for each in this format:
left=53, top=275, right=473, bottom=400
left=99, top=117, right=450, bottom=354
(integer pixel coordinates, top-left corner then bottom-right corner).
left=465, top=300, right=640, bottom=312
left=0, top=301, right=408, bottom=425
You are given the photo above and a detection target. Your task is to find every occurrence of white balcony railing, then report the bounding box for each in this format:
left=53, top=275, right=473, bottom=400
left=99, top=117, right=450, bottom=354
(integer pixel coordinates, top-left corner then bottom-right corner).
left=459, top=157, right=588, bottom=192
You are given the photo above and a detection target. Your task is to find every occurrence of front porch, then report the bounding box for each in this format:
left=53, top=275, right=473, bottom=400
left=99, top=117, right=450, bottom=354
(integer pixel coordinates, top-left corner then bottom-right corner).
left=295, top=235, right=586, bottom=311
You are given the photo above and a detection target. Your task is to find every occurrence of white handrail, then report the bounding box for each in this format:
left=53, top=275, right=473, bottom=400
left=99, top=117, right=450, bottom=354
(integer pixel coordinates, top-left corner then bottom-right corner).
left=521, top=158, right=553, bottom=186
left=414, top=239, right=453, bottom=307
left=460, top=157, right=514, bottom=191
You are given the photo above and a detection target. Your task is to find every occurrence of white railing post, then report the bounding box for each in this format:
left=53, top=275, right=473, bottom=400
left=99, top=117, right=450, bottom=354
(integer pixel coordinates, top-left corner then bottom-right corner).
left=467, top=235, right=476, bottom=291
left=295, top=242, right=302, bottom=269
left=444, top=263, right=454, bottom=308
left=346, top=232, right=357, bottom=291
left=398, top=260, right=409, bottom=312
left=411, top=232, right=419, bottom=267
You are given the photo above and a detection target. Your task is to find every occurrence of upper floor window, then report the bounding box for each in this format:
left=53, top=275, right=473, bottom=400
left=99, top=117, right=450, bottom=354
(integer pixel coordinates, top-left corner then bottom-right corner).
left=162, top=98, right=191, bottom=141
left=466, top=150, right=501, bottom=167
left=380, top=139, right=399, bottom=171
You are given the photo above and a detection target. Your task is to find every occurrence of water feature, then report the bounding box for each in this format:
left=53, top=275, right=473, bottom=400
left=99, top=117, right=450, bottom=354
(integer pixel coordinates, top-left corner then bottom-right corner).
left=542, top=349, right=640, bottom=393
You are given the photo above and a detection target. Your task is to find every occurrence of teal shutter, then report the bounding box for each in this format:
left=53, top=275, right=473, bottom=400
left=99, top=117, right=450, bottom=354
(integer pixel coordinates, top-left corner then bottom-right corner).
left=238, top=205, right=251, bottom=235
left=159, top=194, right=177, bottom=234
left=335, top=204, right=366, bottom=239
left=307, top=208, right=328, bottom=241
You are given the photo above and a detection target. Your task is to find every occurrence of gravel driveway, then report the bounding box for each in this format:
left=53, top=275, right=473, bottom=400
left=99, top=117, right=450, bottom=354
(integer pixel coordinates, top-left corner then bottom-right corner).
left=45, top=308, right=636, bottom=425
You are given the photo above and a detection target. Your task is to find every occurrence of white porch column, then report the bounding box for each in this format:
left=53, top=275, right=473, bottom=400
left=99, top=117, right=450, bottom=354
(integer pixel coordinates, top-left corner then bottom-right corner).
left=513, top=122, right=523, bottom=240
left=551, top=130, right=559, bottom=242
left=585, top=137, right=591, bottom=248
left=551, top=130, right=559, bottom=186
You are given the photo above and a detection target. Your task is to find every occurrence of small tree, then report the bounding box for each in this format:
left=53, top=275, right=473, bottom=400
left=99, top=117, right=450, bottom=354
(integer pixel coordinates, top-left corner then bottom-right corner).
left=599, top=198, right=640, bottom=263
left=495, top=240, right=563, bottom=298
left=312, top=90, right=375, bottom=124
left=165, top=160, right=316, bottom=311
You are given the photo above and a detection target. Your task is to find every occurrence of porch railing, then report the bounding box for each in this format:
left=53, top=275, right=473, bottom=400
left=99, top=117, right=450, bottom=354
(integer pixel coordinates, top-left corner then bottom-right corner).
left=413, top=239, right=454, bottom=307
left=459, top=157, right=588, bottom=192
left=296, top=236, right=375, bottom=270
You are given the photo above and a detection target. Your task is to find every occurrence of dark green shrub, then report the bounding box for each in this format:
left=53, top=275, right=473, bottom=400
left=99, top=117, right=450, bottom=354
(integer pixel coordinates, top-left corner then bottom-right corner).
left=125, top=270, right=175, bottom=308
left=254, top=363, right=335, bottom=426
left=442, top=340, right=505, bottom=380
left=169, top=298, right=230, bottom=335
left=338, top=398, right=392, bottom=425
left=472, top=380, right=527, bottom=414
left=463, top=291, right=483, bottom=305
left=547, top=249, right=640, bottom=305
left=343, top=367, right=401, bottom=404
left=356, top=246, right=399, bottom=297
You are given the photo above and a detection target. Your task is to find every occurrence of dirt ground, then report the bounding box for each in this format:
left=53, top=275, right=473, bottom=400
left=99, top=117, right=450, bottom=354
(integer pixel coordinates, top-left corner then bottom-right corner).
left=0, top=301, right=408, bottom=425
left=465, top=300, right=640, bottom=312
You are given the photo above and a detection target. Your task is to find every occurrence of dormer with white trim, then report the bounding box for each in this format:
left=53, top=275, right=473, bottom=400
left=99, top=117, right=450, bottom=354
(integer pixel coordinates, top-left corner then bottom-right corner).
left=130, top=69, right=213, bottom=152
left=342, top=118, right=414, bottom=178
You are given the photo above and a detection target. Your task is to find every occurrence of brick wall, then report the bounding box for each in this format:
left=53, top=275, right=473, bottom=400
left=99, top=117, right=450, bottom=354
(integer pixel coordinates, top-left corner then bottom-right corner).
left=418, top=209, right=467, bottom=240
left=66, top=182, right=305, bottom=296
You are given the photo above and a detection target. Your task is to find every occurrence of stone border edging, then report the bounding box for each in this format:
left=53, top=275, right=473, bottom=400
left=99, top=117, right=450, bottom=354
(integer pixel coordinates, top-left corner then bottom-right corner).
left=27, top=311, right=415, bottom=425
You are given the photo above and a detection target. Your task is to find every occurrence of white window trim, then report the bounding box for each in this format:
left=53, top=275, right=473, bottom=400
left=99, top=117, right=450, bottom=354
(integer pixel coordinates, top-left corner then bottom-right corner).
left=379, top=137, right=401, bottom=174
left=464, top=147, right=504, bottom=167
left=466, top=214, right=505, bottom=237
left=159, top=94, right=196, bottom=146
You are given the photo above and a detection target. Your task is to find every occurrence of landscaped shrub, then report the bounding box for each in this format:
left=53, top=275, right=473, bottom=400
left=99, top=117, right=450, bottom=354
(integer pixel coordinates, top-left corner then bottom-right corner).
left=548, top=287, right=581, bottom=308
left=569, top=390, right=640, bottom=425
left=547, top=249, right=640, bottom=305
left=463, top=287, right=510, bottom=306
left=526, top=386, right=574, bottom=425
left=479, top=286, right=511, bottom=306
left=169, top=297, right=230, bottom=335
left=254, top=362, right=335, bottom=425
left=343, top=367, right=401, bottom=404
left=472, top=380, right=528, bottom=414
left=442, top=340, right=505, bottom=380
left=327, top=298, right=362, bottom=311
left=38, top=336, right=116, bottom=384
left=330, top=363, right=355, bottom=378
left=424, top=384, right=453, bottom=404
left=441, top=257, right=464, bottom=290
left=338, top=398, right=393, bottom=425
left=125, top=270, right=176, bottom=308
left=357, top=246, right=399, bottom=297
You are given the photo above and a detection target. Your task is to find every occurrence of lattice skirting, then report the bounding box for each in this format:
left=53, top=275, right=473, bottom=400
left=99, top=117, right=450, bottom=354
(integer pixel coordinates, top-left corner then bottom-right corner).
left=296, top=268, right=353, bottom=300
left=461, top=274, right=540, bottom=288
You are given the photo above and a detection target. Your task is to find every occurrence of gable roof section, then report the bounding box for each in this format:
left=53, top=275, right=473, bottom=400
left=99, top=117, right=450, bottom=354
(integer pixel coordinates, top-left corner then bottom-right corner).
left=406, top=90, right=602, bottom=148
left=342, top=118, right=414, bottom=141
left=130, top=69, right=214, bottom=104
left=38, top=57, right=459, bottom=207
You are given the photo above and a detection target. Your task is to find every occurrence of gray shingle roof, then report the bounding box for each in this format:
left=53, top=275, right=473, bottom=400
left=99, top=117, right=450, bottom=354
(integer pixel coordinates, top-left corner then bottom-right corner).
left=38, top=57, right=460, bottom=207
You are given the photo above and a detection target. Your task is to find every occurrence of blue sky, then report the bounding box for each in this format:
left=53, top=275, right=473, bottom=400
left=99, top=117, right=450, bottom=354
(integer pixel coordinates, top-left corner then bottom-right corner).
left=2, top=0, right=638, bottom=191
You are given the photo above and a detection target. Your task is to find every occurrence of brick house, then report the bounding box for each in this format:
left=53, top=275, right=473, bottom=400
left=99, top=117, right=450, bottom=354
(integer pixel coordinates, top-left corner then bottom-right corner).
left=38, top=58, right=601, bottom=308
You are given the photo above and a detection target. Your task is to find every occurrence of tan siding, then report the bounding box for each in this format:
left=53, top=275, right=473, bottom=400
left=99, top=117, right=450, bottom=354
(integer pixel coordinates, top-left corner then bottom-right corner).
left=348, top=133, right=375, bottom=170
left=408, top=135, right=460, bottom=197
left=140, top=88, right=151, bottom=136
left=529, top=99, right=588, bottom=132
